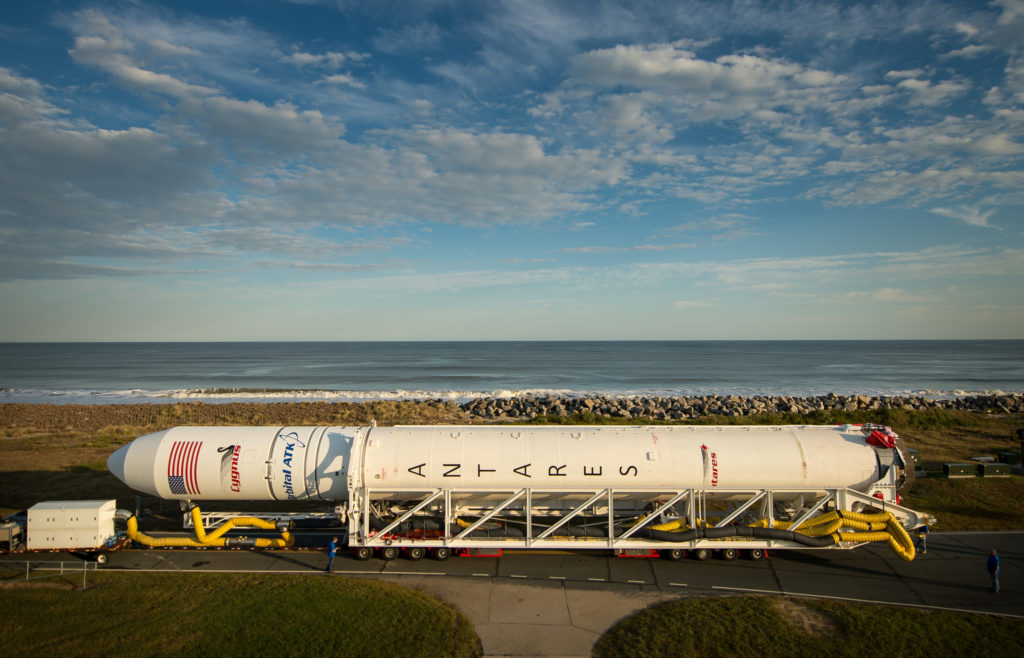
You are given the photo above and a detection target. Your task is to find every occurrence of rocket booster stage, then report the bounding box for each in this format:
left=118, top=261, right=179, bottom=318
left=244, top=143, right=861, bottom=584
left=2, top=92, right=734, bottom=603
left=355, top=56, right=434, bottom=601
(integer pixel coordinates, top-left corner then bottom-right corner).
left=107, top=424, right=909, bottom=503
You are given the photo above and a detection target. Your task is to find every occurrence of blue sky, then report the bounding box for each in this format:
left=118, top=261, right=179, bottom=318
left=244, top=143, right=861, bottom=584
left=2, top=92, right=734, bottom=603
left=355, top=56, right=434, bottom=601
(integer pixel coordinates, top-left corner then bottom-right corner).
left=1, top=0, right=1022, bottom=340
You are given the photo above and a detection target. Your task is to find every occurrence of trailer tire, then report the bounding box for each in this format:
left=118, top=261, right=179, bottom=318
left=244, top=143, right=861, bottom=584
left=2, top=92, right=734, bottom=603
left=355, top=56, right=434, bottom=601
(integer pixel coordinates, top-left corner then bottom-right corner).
left=664, top=548, right=685, bottom=561
left=720, top=548, right=739, bottom=561
left=379, top=546, right=399, bottom=561
left=406, top=546, right=426, bottom=561
left=432, top=547, right=451, bottom=561
left=746, top=548, right=766, bottom=561
left=353, top=546, right=372, bottom=561
left=692, top=548, right=712, bottom=561
left=93, top=552, right=108, bottom=565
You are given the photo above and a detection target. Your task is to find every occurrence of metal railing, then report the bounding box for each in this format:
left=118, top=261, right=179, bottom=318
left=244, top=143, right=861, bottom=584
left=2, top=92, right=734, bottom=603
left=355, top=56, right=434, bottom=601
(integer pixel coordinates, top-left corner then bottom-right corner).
left=0, top=558, right=100, bottom=589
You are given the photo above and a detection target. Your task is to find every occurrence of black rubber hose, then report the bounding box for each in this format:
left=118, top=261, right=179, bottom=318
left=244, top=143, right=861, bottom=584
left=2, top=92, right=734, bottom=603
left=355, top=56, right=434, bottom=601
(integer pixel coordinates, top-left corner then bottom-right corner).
left=643, top=526, right=837, bottom=547
left=370, top=517, right=442, bottom=532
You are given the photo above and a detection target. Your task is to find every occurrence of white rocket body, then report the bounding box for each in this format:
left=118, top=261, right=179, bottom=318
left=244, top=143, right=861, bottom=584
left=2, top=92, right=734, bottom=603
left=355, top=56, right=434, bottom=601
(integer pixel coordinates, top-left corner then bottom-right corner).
left=107, top=425, right=894, bottom=503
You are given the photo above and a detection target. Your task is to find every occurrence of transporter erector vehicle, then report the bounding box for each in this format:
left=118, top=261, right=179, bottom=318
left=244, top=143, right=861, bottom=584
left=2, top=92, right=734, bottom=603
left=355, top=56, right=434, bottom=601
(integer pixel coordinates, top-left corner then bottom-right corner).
left=107, top=423, right=927, bottom=561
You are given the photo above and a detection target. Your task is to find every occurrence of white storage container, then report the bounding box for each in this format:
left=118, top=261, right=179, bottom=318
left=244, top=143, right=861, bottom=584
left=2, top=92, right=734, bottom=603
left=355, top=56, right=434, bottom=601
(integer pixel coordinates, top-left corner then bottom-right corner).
left=26, top=500, right=117, bottom=551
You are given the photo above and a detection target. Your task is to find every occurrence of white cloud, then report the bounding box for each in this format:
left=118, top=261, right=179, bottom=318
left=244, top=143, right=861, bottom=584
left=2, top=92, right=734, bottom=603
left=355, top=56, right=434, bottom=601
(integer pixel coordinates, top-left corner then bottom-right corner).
left=504, top=257, right=556, bottom=264
left=954, top=21, right=980, bottom=38
left=930, top=205, right=998, bottom=228
left=828, top=288, right=930, bottom=304
left=182, top=96, right=345, bottom=154
left=673, top=300, right=714, bottom=309
left=560, top=242, right=695, bottom=254
left=69, top=33, right=221, bottom=98
left=567, top=43, right=845, bottom=97
left=995, top=0, right=1024, bottom=26
left=280, top=50, right=363, bottom=68
left=319, top=73, right=366, bottom=89
left=149, top=38, right=200, bottom=57
left=895, top=77, right=971, bottom=105
left=939, top=44, right=994, bottom=60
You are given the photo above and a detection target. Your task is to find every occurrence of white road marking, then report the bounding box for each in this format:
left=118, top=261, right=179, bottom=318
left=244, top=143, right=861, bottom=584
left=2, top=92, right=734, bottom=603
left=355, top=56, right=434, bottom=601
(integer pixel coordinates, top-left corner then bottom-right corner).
left=510, top=574, right=528, bottom=579
left=549, top=576, right=566, bottom=580
left=627, top=579, right=646, bottom=584
left=712, top=585, right=779, bottom=594
left=668, top=582, right=687, bottom=587
left=588, top=577, right=605, bottom=582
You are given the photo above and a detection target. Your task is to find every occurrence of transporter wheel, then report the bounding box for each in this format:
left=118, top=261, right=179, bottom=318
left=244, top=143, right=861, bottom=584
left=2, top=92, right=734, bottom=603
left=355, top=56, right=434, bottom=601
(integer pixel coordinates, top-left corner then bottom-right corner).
left=663, top=548, right=685, bottom=561
left=719, top=548, right=739, bottom=561
left=379, top=546, right=399, bottom=561
left=746, top=548, right=766, bottom=561
left=691, top=548, right=712, bottom=561
left=406, top=546, right=426, bottom=561
left=432, top=547, right=451, bottom=561
left=353, top=546, right=372, bottom=561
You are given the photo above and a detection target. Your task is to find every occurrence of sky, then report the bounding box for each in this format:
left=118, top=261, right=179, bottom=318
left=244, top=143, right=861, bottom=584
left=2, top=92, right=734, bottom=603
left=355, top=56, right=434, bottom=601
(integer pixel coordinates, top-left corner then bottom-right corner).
left=1, top=0, right=1022, bottom=341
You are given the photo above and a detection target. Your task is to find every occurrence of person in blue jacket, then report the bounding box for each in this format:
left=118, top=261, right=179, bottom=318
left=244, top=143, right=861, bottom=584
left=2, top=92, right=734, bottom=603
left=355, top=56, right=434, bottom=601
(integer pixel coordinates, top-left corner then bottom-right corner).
left=987, top=549, right=1000, bottom=593
left=326, top=536, right=338, bottom=573
left=915, top=525, right=929, bottom=554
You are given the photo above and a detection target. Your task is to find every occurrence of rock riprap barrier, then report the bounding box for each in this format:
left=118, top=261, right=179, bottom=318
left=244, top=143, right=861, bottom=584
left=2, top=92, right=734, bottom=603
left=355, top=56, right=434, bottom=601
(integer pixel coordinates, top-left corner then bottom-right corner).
left=458, top=393, right=1024, bottom=421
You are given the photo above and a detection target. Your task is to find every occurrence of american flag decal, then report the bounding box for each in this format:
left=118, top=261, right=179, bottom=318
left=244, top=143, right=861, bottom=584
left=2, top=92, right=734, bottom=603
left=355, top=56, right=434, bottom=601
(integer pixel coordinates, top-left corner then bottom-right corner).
left=168, top=440, right=203, bottom=495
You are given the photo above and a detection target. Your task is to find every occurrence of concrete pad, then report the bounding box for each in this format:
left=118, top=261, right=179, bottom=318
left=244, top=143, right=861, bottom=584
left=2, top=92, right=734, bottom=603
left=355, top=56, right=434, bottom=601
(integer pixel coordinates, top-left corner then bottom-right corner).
left=401, top=574, right=686, bottom=656
left=388, top=575, right=494, bottom=626
left=488, top=579, right=571, bottom=624
left=473, top=622, right=598, bottom=657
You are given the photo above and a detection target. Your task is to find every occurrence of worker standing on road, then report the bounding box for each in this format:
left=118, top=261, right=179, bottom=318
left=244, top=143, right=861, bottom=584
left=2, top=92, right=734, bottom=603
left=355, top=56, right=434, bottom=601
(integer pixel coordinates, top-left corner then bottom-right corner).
left=326, top=536, right=338, bottom=573
left=915, top=525, right=929, bottom=554
left=987, top=549, right=1000, bottom=593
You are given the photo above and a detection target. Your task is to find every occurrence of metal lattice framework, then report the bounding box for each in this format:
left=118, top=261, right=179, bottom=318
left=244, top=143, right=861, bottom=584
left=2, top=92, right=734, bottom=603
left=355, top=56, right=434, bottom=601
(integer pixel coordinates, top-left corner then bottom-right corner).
left=349, top=485, right=924, bottom=551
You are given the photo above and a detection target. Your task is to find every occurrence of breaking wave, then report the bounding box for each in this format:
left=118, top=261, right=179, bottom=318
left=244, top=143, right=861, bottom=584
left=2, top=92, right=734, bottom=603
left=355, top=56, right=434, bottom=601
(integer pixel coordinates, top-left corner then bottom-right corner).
left=1, top=386, right=1019, bottom=405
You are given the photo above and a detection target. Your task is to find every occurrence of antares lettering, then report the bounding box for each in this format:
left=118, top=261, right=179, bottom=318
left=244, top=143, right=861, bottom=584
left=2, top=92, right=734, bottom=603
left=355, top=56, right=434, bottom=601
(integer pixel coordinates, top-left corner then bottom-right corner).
left=402, top=462, right=639, bottom=479
left=700, top=443, right=719, bottom=487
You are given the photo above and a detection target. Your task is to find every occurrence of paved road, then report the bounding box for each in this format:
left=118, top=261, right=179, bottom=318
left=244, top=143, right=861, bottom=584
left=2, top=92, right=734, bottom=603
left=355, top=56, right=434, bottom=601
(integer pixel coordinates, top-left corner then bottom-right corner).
left=5, top=531, right=1021, bottom=656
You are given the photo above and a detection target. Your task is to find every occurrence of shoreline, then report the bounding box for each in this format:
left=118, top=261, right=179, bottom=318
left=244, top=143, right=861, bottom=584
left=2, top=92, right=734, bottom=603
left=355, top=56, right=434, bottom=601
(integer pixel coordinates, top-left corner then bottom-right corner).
left=460, top=392, right=1024, bottom=420
left=1, top=392, right=1021, bottom=424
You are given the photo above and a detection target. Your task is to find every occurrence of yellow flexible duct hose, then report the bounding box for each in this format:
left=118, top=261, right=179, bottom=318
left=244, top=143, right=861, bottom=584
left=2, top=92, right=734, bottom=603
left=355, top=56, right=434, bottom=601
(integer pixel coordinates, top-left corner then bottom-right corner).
left=798, top=518, right=844, bottom=537
left=126, top=507, right=294, bottom=549
left=753, top=510, right=917, bottom=561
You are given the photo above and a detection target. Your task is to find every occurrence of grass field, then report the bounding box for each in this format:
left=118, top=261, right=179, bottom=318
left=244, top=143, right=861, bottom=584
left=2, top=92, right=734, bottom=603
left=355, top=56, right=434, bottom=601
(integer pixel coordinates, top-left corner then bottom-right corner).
left=0, top=572, right=480, bottom=657
left=593, top=595, right=1024, bottom=658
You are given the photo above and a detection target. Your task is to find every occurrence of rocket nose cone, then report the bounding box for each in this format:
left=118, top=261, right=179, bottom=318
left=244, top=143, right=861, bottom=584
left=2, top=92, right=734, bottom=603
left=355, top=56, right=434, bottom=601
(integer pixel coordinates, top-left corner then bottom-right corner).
left=107, top=443, right=130, bottom=485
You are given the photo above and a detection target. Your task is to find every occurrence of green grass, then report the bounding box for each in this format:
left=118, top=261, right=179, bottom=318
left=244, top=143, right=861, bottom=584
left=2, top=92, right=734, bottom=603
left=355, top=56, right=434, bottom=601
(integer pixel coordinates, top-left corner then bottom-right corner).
left=594, top=596, right=1024, bottom=658
left=0, top=572, right=480, bottom=657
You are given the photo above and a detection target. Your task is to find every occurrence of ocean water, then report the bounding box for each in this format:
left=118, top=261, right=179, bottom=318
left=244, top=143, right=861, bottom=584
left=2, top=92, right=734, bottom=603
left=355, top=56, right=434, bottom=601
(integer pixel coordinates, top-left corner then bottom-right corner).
left=0, top=341, right=1022, bottom=404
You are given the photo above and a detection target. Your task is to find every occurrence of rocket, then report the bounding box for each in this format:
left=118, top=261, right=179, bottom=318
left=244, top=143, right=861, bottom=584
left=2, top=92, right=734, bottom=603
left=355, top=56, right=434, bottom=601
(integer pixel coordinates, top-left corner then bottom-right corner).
left=107, top=424, right=911, bottom=503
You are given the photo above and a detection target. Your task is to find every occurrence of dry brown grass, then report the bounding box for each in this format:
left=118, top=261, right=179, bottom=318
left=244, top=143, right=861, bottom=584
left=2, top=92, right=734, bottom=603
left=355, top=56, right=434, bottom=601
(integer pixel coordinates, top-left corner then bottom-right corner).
left=898, top=422, right=1021, bottom=469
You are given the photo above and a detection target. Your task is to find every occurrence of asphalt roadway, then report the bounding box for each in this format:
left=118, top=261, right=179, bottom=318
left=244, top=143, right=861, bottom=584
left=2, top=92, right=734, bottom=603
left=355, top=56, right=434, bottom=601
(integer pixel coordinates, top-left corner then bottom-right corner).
left=5, top=531, right=1022, bottom=656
